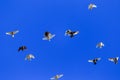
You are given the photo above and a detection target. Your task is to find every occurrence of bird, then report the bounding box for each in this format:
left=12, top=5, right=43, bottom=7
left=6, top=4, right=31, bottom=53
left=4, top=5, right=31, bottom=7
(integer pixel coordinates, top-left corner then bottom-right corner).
left=88, top=58, right=101, bottom=65
left=50, top=74, right=63, bottom=80
left=65, top=29, right=79, bottom=38
left=108, top=57, right=119, bottom=64
left=6, top=30, right=19, bottom=38
left=88, top=3, right=97, bottom=10
left=42, top=31, right=55, bottom=41
left=25, top=54, right=35, bottom=61
left=18, top=46, right=27, bottom=52
left=96, top=42, right=104, bottom=48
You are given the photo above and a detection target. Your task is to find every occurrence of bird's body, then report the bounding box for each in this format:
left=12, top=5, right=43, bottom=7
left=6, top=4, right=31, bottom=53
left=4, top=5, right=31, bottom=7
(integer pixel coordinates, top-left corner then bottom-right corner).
left=96, top=42, right=104, bottom=48
left=65, top=29, right=79, bottom=38
left=88, top=3, right=97, bottom=10
left=18, top=46, right=27, bottom=52
left=25, top=54, right=35, bottom=61
left=88, top=58, right=101, bottom=65
left=108, top=57, right=119, bottom=64
left=50, top=74, right=63, bottom=80
left=43, top=31, right=55, bottom=41
left=6, top=30, right=19, bottom=37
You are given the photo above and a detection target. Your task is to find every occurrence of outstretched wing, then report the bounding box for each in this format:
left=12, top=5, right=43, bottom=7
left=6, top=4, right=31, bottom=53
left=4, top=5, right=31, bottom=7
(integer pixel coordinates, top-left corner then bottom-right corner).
left=13, top=30, right=19, bottom=34
left=6, top=32, right=12, bottom=35
left=92, top=4, right=97, bottom=8
left=108, top=58, right=114, bottom=62
left=58, top=74, right=63, bottom=78
left=88, top=60, right=93, bottom=63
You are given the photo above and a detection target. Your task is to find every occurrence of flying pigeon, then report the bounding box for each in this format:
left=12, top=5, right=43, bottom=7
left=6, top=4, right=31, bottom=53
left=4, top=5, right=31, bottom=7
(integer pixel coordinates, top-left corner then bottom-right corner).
left=96, top=42, right=104, bottom=48
left=6, top=30, right=19, bottom=37
left=50, top=74, right=63, bottom=80
left=108, top=57, right=119, bottom=64
left=42, top=31, right=55, bottom=41
left=25, top=54, right=35, bottom=61
left=18, top=46, right=27, bottom=52
left=88, top=3, right=97, bottom=10
left=65, top=29, right=79, bottom=38
left=88, top=58, right=101, bottom=65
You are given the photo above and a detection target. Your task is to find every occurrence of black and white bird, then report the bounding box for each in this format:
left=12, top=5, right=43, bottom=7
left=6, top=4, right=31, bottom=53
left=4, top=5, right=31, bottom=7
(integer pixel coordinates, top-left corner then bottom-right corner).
left=42, top=31, right=55, bottom=41
left=6, top=30, right=19, bottom=37
left=88, top=3, right=97, bottom=10
left=96, top=42, right=104, bottom=48
left=18, top=46, right=27, bottom=52
left=50, top=74, right=63, bottom=80
left=108, top=57, right=119, bottom=64
left=25, top=54, right=35, bottom=61
left=65, top=29, right=79, bottom=38
left=88, top=58, right=101, bottom=65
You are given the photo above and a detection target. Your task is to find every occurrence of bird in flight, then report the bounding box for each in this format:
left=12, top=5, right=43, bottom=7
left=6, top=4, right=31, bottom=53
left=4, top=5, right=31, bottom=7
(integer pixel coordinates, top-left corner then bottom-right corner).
left=96, top=42, right=104, bottom=48
left=88, top=3, right=97, bottom=10
left=65, top=29, right=79, bottom=38
left=6, top=30, right=19, bottom=38
left=88, top=58, right=101, bottom=65
left=108, top=57, right=119, bottom=64
left=50, top=74, right=63, bottom=80
left=25, top=54, right=35, bottom=61
left=42, top=31, right=55, bottom=41
left=18, top=46, right=27, bottom=52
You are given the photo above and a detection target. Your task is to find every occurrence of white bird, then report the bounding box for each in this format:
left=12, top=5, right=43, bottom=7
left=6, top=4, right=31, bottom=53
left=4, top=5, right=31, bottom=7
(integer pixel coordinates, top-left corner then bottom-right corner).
left=65, top=29, right=79, bottom=38
left=25, top=54, right=35, bottom=61
left=50, top=74, right=63, bottom=80
left=88, top=58, right=101, bottom=65
left=6, top=30, right=19, bottom=37
left=88, top=3, right=97, bottom=10
left=108, top=57, right=119, bottom=64
left=96, top=42, right=104, bottom=48
left=42, top=32, right=55, bottom=41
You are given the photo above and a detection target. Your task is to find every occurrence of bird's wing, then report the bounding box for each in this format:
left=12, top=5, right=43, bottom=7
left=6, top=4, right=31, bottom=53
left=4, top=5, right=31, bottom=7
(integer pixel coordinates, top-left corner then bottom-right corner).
left=13, top=30, right=19, bottom=34
left=92, top=4, right=97, bottom=8
left=50, top=77, right=55, bottom=80
left=116, top=57, right=119, bottom=60
left=49, top=34, right=55, bottom=39
left=73, top=31, right=79, bottom=35
left=58, top=74, right=63, bottom=78
left=96, top=58, right=101, bottom=61
left=18, top=47, right=21, bottom=52
left=6, top=32, right=12, bottom=35
left=108, top=58, right=114, bottom=62
left=88, top=60, right=93, bottom=63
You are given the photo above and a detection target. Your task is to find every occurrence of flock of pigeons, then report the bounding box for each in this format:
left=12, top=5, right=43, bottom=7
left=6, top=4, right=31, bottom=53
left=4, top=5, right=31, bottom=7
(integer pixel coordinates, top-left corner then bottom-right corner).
left=5, top=3, right=119, bottom=80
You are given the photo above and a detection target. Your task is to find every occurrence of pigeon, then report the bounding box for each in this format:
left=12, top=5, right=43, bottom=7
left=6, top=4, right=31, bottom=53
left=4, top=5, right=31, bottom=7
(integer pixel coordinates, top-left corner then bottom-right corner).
left=88, top=58, right=101, bottom=65
left=42, top=31, right=55, bottom=41
left=18, top=46, right=27, bottom=52
left=50, top=74, right=63, bottom=80
left=6, top=30, right=19, bottom=37
left=88, top=3, right=97, bottom=10
left=96, top=42, right=104, bottom=48
left=65, top=29, right=79, bottom=38
left=108, top=57, right=119, bottom=64
left=25, top=54, right=35, bottom=61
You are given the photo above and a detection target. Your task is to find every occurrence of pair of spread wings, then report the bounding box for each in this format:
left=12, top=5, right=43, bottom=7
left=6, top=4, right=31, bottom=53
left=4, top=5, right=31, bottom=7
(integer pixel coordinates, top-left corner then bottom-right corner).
left=25, top=54, right=35, bottom=61
left=42, top=33, right=55, bottom=41
left=6, top=30, right=19, bottom=37
left=50, top=74, right=63, bottom=80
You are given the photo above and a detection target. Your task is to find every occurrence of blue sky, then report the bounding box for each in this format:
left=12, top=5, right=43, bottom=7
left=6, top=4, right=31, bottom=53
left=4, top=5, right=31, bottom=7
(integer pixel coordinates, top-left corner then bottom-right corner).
left=0, top=0, right=120, bottom=80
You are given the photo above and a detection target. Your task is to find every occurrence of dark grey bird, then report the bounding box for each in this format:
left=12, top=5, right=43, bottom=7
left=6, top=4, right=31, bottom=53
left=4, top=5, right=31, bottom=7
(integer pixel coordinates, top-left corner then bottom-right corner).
left=108, top=57, right=119, bottom=64
left=18, top=46, right=27, bottom=52
left=42, top=31, right=55, bottom=41
left=65, top=29, right=79, bottom=38
left=88, top=58, right=101, bottom=65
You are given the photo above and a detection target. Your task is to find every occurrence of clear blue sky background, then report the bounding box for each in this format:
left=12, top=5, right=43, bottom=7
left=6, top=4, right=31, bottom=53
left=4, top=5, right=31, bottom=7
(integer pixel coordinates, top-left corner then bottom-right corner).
left=0, top=0, right=120, bottom=80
